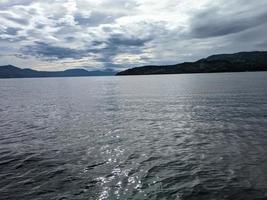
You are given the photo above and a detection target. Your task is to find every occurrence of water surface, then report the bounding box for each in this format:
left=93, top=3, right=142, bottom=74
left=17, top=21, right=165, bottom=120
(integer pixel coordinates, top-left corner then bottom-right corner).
left=0, top=72, right=267, bottom=200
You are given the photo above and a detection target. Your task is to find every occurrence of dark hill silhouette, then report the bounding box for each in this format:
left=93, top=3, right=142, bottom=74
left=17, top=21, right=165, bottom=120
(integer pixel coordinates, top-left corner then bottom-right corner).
left=116, top=51, right=267, bottom=75
left=0, top=65, right=116, bottom=78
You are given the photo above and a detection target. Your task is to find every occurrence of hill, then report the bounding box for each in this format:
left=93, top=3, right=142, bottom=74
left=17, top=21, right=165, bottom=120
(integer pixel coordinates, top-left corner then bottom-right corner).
left=0, top=65, right=116, bottom=78
left=116, top=51, right=267, bottom=75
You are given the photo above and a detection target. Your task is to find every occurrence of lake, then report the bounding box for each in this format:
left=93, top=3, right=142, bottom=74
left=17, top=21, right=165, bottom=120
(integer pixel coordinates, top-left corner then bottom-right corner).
left=0, top=72, right=267, bottom=200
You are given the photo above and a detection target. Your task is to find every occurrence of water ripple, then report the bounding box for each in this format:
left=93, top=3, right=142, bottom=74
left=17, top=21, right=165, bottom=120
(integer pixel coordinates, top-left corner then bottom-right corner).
left=0, top=73, right=267, bottom=199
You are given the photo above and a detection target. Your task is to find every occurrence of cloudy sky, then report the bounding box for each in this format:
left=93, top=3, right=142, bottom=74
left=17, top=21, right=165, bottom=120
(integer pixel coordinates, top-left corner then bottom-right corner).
left=0, top=0, right=267, bottom=71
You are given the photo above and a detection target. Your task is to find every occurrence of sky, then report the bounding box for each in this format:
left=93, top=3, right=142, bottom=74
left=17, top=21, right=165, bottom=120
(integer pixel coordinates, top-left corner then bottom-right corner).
left=0, top=0, right=267, bottom=71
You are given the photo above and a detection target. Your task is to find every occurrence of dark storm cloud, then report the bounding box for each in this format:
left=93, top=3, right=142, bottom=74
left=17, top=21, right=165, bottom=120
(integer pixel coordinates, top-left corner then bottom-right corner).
left=20, top=31, right=151, bottom=62
left=190, top=5, right=267, bottom=38
left=92, top=34, right=151, bottom=67
left=88, top=34, right=151, bottom=65
left=21, top=42, right=86, bottom=60
left=107, top=34, right=152, bottom=46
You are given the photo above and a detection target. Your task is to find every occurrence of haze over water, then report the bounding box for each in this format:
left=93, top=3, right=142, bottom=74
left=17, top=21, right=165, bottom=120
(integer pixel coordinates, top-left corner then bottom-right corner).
left=0, top=72, right=267, bottom=200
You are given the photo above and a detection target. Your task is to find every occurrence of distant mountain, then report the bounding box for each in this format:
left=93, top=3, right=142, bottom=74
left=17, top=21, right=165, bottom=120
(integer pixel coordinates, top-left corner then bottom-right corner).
left=116, top=51, right=267, bottom=75
left=0, top=65, right=116, bottom=78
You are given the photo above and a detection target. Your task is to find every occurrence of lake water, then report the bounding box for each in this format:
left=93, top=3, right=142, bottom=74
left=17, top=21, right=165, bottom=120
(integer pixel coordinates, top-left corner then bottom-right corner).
left=0, top=72, right=267, bottom=200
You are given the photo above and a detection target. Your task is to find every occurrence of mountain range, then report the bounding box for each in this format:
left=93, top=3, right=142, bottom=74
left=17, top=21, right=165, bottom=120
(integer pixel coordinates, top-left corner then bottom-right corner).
left=116, top=51, right=267, bottom=75
left=0, top=65, right=116, bottom=78
left=1, top=51, right=267, bottom=78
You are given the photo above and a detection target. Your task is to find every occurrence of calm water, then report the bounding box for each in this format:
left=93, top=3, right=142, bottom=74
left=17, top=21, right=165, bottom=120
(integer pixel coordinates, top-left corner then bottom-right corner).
left=0, top=72, right=267, bottom=200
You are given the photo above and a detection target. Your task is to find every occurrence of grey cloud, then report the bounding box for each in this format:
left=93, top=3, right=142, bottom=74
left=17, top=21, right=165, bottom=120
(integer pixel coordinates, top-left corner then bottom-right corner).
left=107, top=34, right=152, bottom=46
left=190, top=5, right=267, bottom=38
left=1, top=0, right=267, bottom=71
left=19, top=37, right=147, bottom=67
left=5, top=27, right=21, bottom=35
left=0, top=0, right=32, bottom=9
left=0, top=27, right=21, bottom=35
left=64, top=36, right=76, bottom=42
left=74, top=11, right=116, bottom=27
left=35, top=23, right=46, bottom=29
left=1, top=12, right=30, bottom=25
left=21, top=42, right=86, bottom=60
left=90, top=34, right=152, bottom=68
left=0, top=26, right=25, bottom=42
